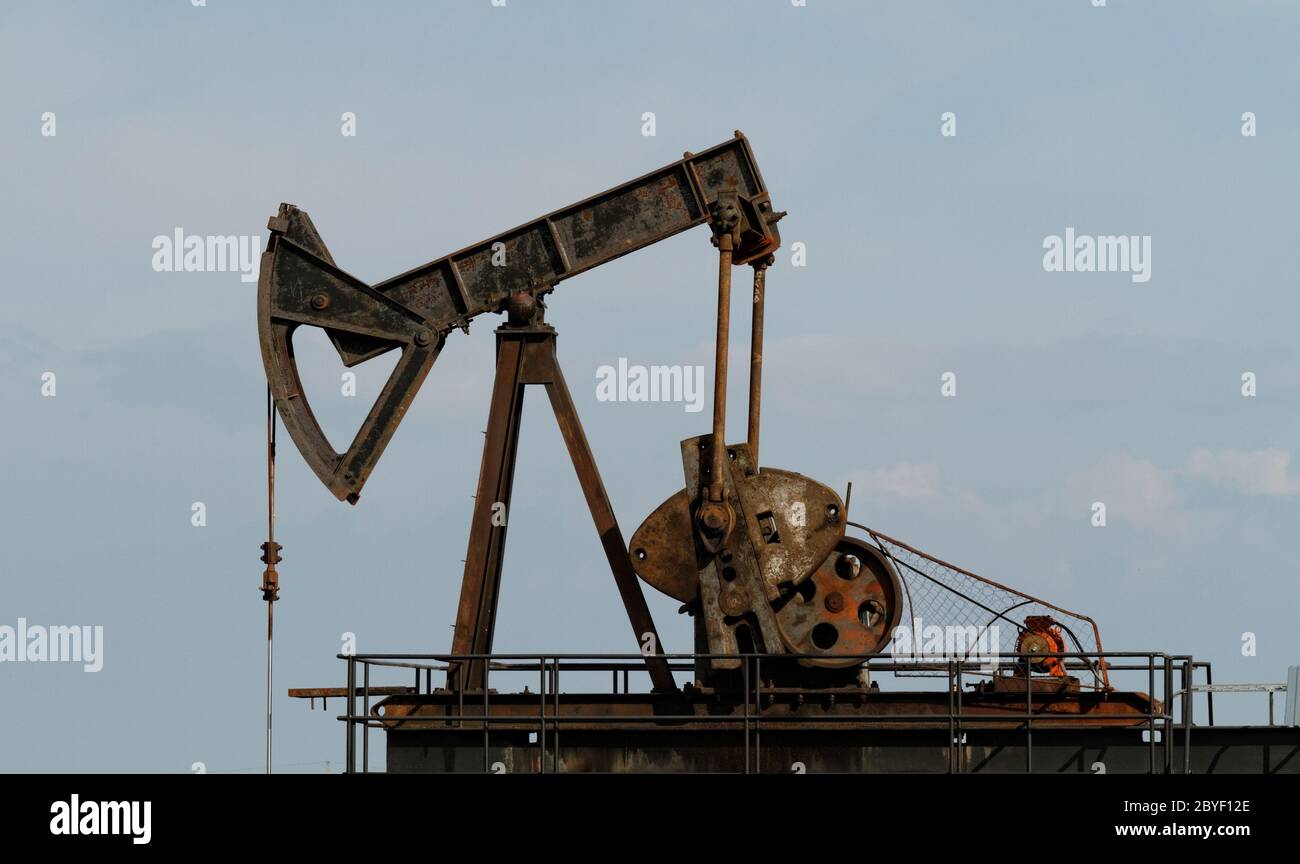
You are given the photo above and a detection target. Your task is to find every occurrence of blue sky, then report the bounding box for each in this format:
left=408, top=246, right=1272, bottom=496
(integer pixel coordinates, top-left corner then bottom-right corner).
left=2, top=0, right=1299, bottom=771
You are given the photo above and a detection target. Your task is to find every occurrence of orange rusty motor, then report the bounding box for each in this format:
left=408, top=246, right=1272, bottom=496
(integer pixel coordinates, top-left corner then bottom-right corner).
left=1015, top=616, right=1068, bottom=678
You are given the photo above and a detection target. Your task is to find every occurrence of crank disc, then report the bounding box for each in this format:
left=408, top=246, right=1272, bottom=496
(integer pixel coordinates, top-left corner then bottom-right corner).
left=774, top=537, right=904, bottom=668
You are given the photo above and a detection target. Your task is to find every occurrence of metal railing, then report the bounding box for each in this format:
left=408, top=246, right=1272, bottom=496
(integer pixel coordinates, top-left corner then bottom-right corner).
left=330, top=650, right=1224, bottom=774
left=1186, top=682, right=1289, bottom=726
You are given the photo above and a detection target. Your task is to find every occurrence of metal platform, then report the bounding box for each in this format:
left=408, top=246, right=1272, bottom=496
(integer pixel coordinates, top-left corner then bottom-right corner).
left=383, top=725, right=1300, bottom=775
left=291, top=651, right=1300, bottom=774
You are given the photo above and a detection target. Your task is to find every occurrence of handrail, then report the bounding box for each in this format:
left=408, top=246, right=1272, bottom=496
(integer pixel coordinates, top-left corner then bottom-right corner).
left=329, top=650, right=1216, bottom=775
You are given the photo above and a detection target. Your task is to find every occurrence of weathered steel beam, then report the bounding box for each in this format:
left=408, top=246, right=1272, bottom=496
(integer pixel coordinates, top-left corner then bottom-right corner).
left=259, top=131, right=782, bottom=502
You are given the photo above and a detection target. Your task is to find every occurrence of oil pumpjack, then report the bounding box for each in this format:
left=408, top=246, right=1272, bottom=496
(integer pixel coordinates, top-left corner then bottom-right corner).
left=259, top=132, right=1208, bottom=773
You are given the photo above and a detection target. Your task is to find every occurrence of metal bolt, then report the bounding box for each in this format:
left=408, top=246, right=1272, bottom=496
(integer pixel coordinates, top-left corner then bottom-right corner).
left=825, top=591, right=845, bottom=613
left=414, top=330, right=433, bottom=347
left=310, top=293, right=330, bottom=311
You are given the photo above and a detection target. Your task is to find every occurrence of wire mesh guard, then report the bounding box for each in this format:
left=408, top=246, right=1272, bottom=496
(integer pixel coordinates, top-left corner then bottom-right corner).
left=859, top=526, right=1110, bottom=690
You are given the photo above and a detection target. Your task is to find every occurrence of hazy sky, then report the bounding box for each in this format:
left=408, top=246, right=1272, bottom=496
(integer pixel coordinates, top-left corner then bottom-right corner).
left=3, top=0, right=1299, bottom=771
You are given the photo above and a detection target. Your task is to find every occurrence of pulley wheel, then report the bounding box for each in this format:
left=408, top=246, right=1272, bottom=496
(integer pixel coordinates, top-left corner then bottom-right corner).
left=774, top=536, right=903, bottom=668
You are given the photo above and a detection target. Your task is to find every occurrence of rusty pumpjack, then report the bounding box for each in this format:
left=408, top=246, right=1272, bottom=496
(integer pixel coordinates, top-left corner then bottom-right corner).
left=258, top=131, right=906, bottom=694
left=260, top=133, right=1159, bottom=757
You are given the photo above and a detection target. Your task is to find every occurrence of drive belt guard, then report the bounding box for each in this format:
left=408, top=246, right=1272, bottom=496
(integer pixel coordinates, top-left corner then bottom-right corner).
left=257, top=132, right=782, bottom=503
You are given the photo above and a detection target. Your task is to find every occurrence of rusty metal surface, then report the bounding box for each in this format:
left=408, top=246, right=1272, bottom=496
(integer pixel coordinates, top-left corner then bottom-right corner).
left=371, top=686, right=1158, bottom=733
left=446, top=328, right=531, bottom=690
left=324, top=650, right=1248, bottom=773
left=773, top=537, right=904, bottom=667
left=746, top=259, right=769, bottom=465
left=631, top=439, right=854, bottom=677
left=287, top=686, right=412, bottom=699
left=1015, top=615, right=1069, bottom=678
left=446, top=310, right=675, bottom=694
left=728, top=447, right=845, bottom=597
left=259, top=133, right=789, bottom=695
left=631, top=448, right=845, bottom=605
left=258, top=132, right=782, bottom=502
left=265, top=133, right=1145, bottom=749
left=629, top=489, right=700, bottom=603
left=683, top=437, right=784, bottom=668
left=257, top=208, right=443, bottom=502
left=705, top=194, right=739, bottom=513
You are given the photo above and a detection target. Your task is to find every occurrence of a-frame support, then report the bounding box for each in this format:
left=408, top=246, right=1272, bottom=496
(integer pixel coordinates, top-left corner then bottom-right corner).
left=446, top=302, right=675, bottom=694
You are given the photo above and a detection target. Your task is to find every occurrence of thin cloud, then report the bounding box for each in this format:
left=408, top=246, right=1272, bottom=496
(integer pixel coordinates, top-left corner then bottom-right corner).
left=1183, top=447, right=1300, bottom=497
